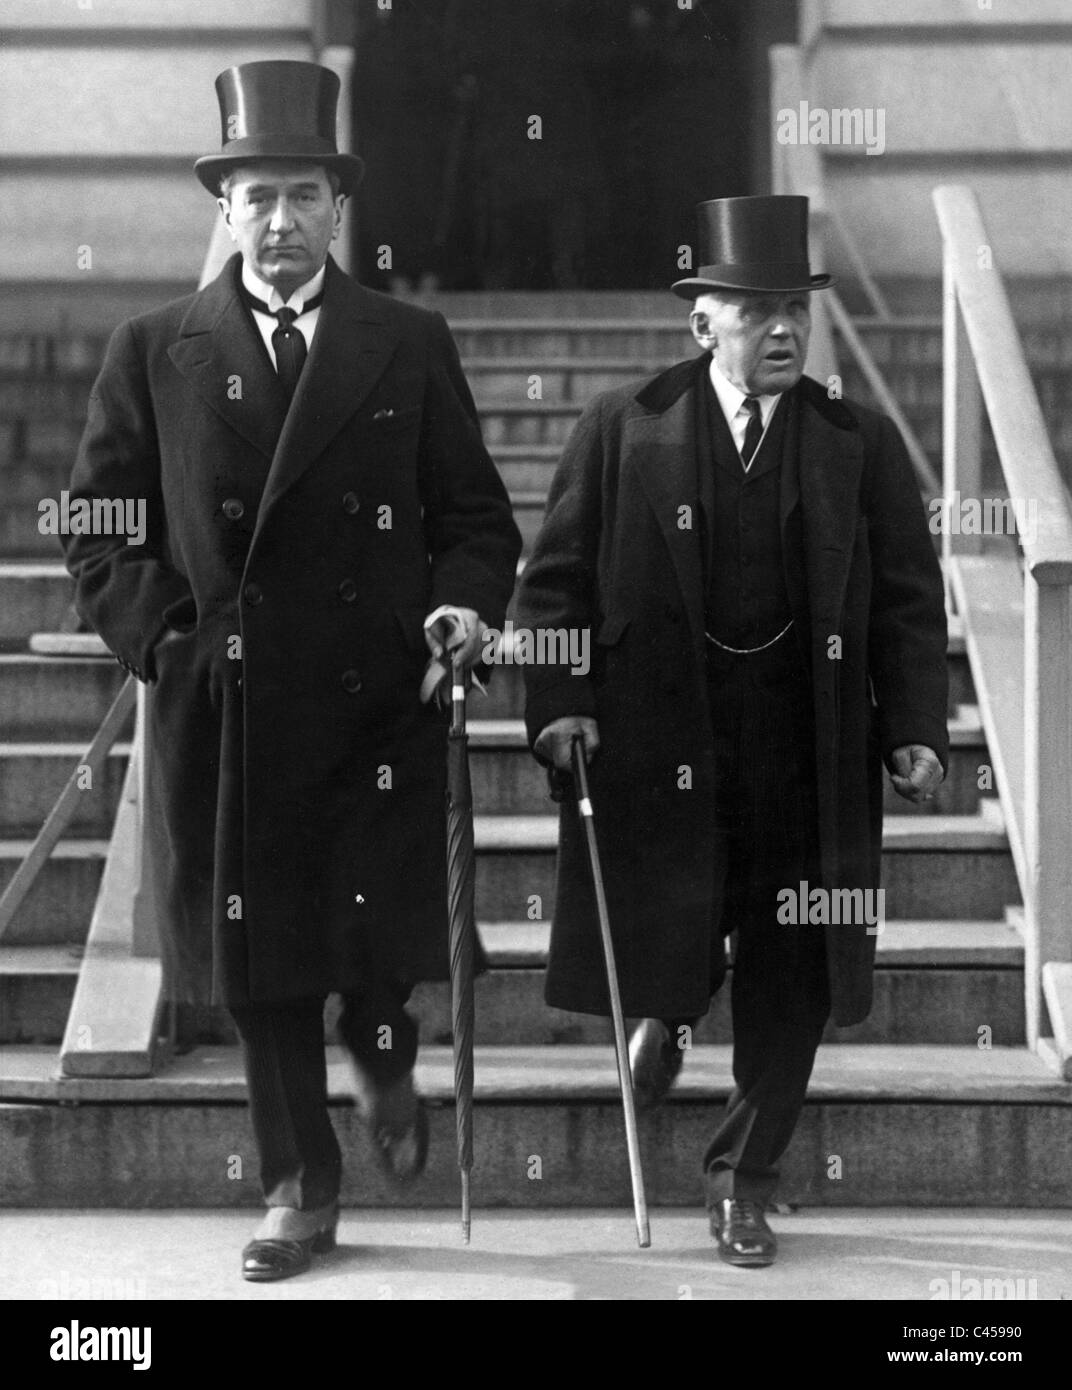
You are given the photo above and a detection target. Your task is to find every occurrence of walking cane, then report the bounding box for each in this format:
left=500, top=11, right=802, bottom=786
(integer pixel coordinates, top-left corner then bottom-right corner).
left=569, top=734, right=651, bottom=1249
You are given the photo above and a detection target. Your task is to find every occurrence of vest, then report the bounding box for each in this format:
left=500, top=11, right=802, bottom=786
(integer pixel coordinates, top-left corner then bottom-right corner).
left=697, top=367, right=795, bottom=651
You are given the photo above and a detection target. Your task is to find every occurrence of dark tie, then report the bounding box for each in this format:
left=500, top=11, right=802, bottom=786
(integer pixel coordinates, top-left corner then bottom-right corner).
left=240, top=286, right=323, bottom=399
left=272, top=308, right=307, bottom=400
left=740, top=396, right=763, bottom=469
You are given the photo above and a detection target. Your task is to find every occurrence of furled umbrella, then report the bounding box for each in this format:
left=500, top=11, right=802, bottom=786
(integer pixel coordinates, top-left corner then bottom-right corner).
left=445, top=649, right=477, bottom=1242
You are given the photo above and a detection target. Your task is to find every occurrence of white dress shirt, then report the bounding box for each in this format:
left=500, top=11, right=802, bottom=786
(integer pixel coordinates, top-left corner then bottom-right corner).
left=241, top=262, right=325, bottom=370
left=708, top=356, right=782, bottom=471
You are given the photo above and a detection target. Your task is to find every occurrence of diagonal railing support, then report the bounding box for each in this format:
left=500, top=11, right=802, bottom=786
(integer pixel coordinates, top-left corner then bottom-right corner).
left=0, top=676, right=135, bottom=942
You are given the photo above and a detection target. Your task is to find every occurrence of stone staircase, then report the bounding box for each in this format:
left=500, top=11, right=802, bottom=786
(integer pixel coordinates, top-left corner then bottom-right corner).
left=2, top=298, right=1071, bottom=1209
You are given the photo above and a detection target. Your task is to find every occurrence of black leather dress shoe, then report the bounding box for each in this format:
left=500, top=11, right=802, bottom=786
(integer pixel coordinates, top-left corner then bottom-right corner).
left=629, top=1018, right=685, bottom=1109
left=709, top=1198, right=777, bottom=1267
left=350, top=1068, right=429, bottom=1184
left=241, top=1213, right=338, bottom=1283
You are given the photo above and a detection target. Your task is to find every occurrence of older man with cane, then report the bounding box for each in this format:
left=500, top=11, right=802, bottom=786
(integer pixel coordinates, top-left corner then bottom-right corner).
left=518, top=195, right=947, bottom=1266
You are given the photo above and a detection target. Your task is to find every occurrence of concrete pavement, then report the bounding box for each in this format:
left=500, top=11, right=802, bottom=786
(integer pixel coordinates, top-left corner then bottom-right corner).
left=4, top=1208, right=1071, bottom=1301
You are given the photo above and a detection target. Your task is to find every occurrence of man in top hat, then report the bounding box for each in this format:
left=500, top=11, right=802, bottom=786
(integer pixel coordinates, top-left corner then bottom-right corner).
left=62, top=60, right=521, bottom=1280
left=517, top=195, right=947, bottom=1265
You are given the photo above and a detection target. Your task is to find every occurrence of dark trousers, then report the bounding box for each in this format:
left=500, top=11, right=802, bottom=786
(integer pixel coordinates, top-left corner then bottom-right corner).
left=693, top=638, right=830, bottom=1206
left=230, top=979, right=418, bottom=1210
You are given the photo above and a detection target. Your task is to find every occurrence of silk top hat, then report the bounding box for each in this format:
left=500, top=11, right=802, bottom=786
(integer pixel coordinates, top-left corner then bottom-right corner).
left=671, top=195, right=832, bottom=298
left=194, top=60, right=365, bottom=195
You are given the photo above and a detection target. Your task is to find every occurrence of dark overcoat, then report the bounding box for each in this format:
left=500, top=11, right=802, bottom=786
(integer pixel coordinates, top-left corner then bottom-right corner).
left=518, top=359, right=949, bottom=1027
left=63, top=255, right=521, bottom=1006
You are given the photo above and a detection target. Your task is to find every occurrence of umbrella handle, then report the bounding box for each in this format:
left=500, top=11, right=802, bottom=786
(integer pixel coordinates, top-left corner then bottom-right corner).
left=450, top=652, right=468, bottom=736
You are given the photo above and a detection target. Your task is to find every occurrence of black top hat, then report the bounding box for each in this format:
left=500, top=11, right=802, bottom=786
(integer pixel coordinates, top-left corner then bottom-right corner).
left=671, top=195, right=832, bottom=298
left=194, top=60, right=365, bottom=196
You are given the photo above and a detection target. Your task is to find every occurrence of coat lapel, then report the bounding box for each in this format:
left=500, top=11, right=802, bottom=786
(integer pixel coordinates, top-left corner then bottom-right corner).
left=167, top=253, right=288, bottom=460
left=629, top=358, right=707, bottom=661
left=256, top=258, right=399, bottom=530
left=792, top=377, right=865, bottom=639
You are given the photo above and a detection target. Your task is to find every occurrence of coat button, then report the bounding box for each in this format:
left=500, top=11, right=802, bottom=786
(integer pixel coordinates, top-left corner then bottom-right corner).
left=222, top=498, right=245, bottom=521
left=342, top=491, right=360, bottom=514
left=244, top=582, right=263, bottom=606
left=337, top=578, right=357, bottom=603
left=341, top=669, right=362, bottom=693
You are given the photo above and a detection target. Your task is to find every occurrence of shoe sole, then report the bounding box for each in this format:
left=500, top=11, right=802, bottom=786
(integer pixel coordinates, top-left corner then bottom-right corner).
left=242, top=1264, right=311, bottom=1283
left=717, top=1247, right=776, bottom=1268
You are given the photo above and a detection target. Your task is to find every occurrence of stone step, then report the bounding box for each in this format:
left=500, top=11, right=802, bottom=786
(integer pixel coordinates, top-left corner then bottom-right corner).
left=0, top=742, right=130, bottom=837
left=471, top=812, right=1019, bottom=922
left=3, top=1043, right=1069, bottom=1207
left=177, top=963, right=1027, bottom=1052
left=0, top=655, right=132, bottom=740
left=478, top=404, right=581, bottom=450
left=173, top=915, right=1028, bottom=1049
left=4, top=319, right=1066, bottom=444
left=0, top=317, right=947, bottom=386
left=1, top=914, right=1022, bottom=1049
left=0, top=563, right=74, bottom=642
left=477, top=917, right=1026, bottom=970
left=0, top=840, right=106, bottom=946
left=0, top=945, right=81, bottom=1044
left=466, top=708, right=988, bottom=816
left=464, top=359, right=664, bottom=404
left=0, top=814, right=1011, bottom=953
left=449, top=322, right=696, bottom=360
left=3, top=314, right=1061, bottom=388
left=0, top=376, right=92, bottom=425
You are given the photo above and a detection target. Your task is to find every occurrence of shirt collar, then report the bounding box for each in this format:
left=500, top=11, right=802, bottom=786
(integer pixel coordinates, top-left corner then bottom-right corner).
left=707, top=354, right=781, bottom=430
left=241, top=261, right=326, bottom=315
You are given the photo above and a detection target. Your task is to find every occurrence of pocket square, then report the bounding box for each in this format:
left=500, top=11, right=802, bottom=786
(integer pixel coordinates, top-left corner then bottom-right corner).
left=372, top=407, right=395, bottom=420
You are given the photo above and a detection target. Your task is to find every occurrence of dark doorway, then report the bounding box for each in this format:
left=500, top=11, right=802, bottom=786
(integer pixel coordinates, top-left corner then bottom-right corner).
left=352, top=0, right=796, bottom=291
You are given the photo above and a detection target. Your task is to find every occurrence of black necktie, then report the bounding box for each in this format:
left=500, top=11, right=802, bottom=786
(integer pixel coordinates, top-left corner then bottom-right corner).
left=241, top=288, right=323, bottom=399
left=740, top=396, right=763, bottom=469
left=272, top=307, right=307, bottom=399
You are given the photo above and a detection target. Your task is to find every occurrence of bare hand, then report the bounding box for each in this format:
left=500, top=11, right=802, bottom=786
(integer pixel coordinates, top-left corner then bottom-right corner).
left=890, top=744, right=944, bottom=804
left=534, top=716, right=600, bottom=772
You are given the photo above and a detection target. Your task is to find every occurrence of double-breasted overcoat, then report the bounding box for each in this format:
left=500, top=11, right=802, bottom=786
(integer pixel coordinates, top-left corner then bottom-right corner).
left=64, top=254, right=521, bottom=1006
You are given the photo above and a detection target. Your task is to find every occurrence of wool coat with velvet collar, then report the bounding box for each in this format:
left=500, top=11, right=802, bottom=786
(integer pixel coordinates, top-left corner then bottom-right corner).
left=518, top=358, right=948, bottom=1026
left=63, top=254, right=521, bottom=1006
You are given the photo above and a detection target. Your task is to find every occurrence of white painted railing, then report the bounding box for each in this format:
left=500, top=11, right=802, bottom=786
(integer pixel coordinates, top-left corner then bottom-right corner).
left=935, top=184, right=1072, bottom=1071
